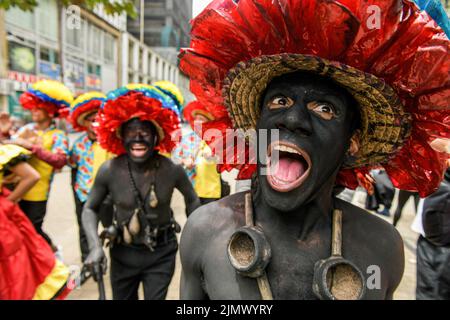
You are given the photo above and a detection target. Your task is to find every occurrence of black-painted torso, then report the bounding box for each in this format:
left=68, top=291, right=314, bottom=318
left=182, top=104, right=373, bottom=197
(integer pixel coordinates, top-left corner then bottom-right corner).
left=181, top=190, right=404, bottom=299
left=110, top=154, right=184, bottom=227
left=85, top=153, right=199, bottom=246
left=82, top=119, right=200, bottom=265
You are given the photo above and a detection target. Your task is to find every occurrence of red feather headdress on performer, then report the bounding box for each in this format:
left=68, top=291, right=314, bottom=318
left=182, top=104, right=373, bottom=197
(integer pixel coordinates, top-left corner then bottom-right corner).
left=180, top=0, right=450, bottom=197
left=96, top=84, right=181, bottom=155
left=20, top=80, right=73, bottom=118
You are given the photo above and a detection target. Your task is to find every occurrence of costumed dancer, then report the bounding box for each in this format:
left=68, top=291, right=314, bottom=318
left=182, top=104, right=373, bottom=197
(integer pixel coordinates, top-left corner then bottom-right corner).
left=176, top=101, right=223, bottom=205
left=5, top=80, right=73, bottom=252
left=179, top=0, right=449, bottom=299
left=82, top=84, right=200, bottom=300
left=0, top=143, right=71, bottom=299
left=68, top=92, right=115, bottom=283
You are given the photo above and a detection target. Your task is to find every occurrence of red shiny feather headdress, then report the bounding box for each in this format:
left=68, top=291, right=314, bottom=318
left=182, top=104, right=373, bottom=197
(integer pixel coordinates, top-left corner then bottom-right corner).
left=96, top=84, right=181, bottom=155
left=180, top=0, right=450, bottom=197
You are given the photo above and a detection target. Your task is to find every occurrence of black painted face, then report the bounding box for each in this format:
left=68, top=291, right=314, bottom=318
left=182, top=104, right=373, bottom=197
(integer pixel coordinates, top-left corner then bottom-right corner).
left=256, top=71, right=359, bottom=212
left=122, top=118, right=158, bottom=164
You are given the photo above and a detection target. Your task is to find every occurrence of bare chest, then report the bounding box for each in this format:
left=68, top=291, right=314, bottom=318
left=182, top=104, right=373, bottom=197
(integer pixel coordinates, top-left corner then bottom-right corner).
left=200, top=227, right=388, bottom=300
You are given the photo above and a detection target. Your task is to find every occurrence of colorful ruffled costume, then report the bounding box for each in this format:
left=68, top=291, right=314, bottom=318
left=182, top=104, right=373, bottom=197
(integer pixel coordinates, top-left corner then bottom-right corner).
left=175, top=101, right=222, bottom=199
left=0, top=144, right=70, bottom=300
left=96, top=84, right=181, bottom=155
left=180, top=0, right=450, bottom=197
left=16, top=80, right=73, bottom=202
left=69, top=92, right=113, bottom=202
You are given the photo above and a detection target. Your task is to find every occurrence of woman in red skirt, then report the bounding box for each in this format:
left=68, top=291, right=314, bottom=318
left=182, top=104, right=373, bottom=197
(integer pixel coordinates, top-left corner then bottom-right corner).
left=0, top=143, right=71, bottom=300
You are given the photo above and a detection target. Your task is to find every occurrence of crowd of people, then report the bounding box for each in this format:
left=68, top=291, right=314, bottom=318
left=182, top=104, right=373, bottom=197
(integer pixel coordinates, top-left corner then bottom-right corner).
left=0, top=0, right=449, bottom=301
left=0, top=78, right=227, bottom=300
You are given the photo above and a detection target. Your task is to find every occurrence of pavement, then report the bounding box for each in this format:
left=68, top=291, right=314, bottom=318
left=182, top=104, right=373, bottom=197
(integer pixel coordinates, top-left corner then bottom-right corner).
left=43, top=167, right=418, bottom=300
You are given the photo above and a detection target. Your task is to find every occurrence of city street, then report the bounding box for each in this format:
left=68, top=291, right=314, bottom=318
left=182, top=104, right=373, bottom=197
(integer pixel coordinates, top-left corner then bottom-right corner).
left=43, top=165, right=419, bottom=300
left=1, top=0, right=448, bottom=304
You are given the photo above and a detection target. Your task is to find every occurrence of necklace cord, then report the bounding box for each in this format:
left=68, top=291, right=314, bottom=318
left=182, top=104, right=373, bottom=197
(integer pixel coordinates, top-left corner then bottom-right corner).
left=245, top=192, right=273, bottom=300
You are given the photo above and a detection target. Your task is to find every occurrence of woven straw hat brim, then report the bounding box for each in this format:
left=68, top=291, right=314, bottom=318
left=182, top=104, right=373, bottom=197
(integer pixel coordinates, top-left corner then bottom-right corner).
left=76, top=110, right=97, bottom=126
left=222, top=54, right=412, bottom=168
left=191, top=109, right=215, bottom=121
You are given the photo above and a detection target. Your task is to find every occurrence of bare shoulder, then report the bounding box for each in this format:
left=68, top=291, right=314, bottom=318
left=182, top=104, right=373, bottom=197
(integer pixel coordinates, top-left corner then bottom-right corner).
left=180, top=192, right=246, bottom=260
left=182, top=192, right=246, bottom=239
left=95, top=157, right=118, bottom=179
left=107, top=154, right=126, bottom=169
left=157, top=153, right=177, bottom=168
left=336, top=198, right=404, bottom=289
left=337, top=197, right=403, bottom=246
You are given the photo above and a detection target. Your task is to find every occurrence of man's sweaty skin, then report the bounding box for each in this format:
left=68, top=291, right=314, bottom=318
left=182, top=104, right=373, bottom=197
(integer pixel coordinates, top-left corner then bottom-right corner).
left=180, top=72, right=404, bottom=299
left=82, top=119, right=200, bottom=265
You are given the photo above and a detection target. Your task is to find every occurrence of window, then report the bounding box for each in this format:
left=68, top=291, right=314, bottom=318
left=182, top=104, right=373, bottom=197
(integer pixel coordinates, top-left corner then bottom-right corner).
left=37, top=0, right=58, bottom=40
left=5, top=7, right=35, bottom=31
left=40, top=47, right=60, bottom=64
left=147, top=32, right=161, bottom=46
left=89, top=26, right=102, bottom=56
left=139, top=48, right=143, bottom=68
left=87, top=63, right=101, bottom=76
left=128, top=43, right=134, bottom=68
left=66, top=18, right=84, bottom=49
left=104, top=33, right=116, bottom=62
left=146, top=0, right=165, bottom=9
left=144, top=17, right=165, bottom=28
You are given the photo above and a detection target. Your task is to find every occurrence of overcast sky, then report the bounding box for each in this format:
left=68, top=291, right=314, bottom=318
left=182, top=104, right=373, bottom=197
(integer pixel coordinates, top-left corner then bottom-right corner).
left=193, top=0, right=213, bottom=17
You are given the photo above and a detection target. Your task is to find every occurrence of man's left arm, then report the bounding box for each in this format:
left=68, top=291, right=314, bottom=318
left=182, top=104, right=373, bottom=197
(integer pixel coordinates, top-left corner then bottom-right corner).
left=175, top=164, right=200, bottom=217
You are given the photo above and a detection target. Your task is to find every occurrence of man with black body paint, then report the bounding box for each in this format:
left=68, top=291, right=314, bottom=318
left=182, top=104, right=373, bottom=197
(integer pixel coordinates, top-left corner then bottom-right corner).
left=180, top=72, right=405, bottom=299
left=83, top=118, right=200, bottom=300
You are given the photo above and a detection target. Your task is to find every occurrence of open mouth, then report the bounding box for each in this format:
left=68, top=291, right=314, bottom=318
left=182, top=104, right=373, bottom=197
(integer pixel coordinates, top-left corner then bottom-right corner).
left=130, top=143, right=149, bottom=158
left=266, top=141, right=311, bottom=192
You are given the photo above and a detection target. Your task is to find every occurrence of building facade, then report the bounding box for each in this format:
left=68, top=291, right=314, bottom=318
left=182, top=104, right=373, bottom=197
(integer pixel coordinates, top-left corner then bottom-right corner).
left=121, top=32, right=193, bottom=102
left=1, top=1, right=124, bottom=118
left=0, top=0, right=192, bottom=118
left=127, top=0, right=193, bottom=65
left=61, top=5, right=124, bottom=95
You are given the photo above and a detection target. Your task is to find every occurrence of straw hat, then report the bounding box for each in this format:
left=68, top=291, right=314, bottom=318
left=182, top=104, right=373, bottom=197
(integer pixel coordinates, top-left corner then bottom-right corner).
left=180, top=0, right=450, bottom=196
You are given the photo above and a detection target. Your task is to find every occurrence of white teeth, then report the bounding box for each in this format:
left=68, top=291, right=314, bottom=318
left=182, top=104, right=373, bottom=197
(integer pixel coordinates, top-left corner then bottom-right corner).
left=273, top=144, right=300, bottom=155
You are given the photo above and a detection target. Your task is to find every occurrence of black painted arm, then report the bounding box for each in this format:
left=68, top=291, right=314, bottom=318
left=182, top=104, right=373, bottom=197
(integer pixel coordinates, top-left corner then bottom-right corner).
left=175, top=164, right=201, bottom=217
left=179, top=210, right=208, bottom=299
left=82, top=161, right=110, bottom=266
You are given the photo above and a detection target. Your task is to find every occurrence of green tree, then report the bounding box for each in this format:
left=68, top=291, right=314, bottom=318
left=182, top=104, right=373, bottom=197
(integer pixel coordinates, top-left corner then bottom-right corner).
left=0, top=0, right=136, bottom=17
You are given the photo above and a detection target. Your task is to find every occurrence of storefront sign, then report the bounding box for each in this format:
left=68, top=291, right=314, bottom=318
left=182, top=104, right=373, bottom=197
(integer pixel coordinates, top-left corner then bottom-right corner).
left=8, top=42, right=36, bottom=74
left=39, top=61, right=61, bottom=80
left=64, top=58, right=85, bottom=89
left=86, top=73, right=101, bottom=90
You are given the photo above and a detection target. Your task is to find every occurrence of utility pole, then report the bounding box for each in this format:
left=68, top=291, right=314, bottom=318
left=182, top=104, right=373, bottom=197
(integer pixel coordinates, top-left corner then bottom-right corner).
left=139, top=0, right=144, bottom=43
